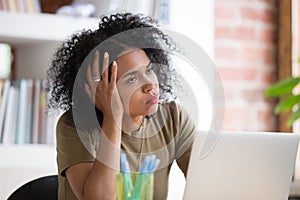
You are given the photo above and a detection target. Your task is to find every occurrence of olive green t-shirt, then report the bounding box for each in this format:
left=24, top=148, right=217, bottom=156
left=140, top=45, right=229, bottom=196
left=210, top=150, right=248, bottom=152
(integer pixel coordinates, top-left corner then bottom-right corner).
left=56, top=101, right=195, bottom=200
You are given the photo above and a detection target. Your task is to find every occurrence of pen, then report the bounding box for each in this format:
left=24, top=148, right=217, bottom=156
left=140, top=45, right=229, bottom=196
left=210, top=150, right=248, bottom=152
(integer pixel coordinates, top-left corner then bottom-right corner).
left=120, top=153, right=133, bottom=199
left=132, top=155, right=160, bottom=199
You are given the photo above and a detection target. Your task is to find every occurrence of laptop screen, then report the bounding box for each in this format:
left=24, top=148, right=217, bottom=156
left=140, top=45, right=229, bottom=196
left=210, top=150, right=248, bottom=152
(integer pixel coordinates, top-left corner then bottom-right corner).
left=183, top=131, right=299, bottom=200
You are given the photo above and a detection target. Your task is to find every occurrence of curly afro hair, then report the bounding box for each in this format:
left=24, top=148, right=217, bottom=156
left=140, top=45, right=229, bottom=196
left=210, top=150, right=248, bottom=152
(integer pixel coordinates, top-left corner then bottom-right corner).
left=46, top=13, right=178, bottom=127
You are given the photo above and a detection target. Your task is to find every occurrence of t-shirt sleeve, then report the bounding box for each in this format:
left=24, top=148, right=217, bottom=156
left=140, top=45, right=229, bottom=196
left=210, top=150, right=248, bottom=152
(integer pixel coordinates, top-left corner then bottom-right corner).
left=172, top=102, right=196, bottom=175
left=56, top=111, right=96, bottom=177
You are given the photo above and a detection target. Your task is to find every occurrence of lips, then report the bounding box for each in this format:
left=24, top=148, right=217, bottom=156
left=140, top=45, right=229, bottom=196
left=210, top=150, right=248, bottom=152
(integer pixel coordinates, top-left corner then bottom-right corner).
left=146, top=96, right=159, bottom=104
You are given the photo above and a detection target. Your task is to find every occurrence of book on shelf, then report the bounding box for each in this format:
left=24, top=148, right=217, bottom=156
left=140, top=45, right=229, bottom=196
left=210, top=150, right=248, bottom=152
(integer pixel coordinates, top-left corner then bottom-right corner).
left=0, top=78, right=57, bottom=145
left=0, top=80, right=3, bottom=106
left=15, top=79, right=27, bottom=143
left=0, top=79, right=10, bottom=142
left=6, top=0, right=18, bottom=12
left=0, top=0, right=41, bottom=13
left=17, top=0, right=25, bottom=12
left=24, top=79, right=33, bottom=143
left=1, top=0, right=7, bottom=11
left=0, top=43, right=13, bottom=79
left=31, top=79, right=40, bottom=143
left=2, top=81, right=18, bottom=143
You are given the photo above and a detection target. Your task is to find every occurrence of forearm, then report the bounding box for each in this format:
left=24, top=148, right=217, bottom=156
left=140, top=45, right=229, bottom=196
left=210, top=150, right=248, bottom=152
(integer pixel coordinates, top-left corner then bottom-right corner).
left=81, top=161, right=116, bottom=199
left=82, top=117, right=122, bottom=199
left=77, top=53, right=123, bottom=199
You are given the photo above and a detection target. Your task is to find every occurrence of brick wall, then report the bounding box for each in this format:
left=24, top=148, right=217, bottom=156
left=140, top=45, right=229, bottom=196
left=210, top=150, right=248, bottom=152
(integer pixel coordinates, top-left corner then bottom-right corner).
left=214, top=0, right=278, bottom=131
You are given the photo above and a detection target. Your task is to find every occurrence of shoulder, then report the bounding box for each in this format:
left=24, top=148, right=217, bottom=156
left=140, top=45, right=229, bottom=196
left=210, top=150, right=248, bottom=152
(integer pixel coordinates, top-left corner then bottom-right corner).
left=152, top=101, right=192, bottom=128
left=159, top=101, right=178, bottom=111
left=56, top=110, right=99, bottom=143
left=157, top=101, right=195, bottom=131
left=56, top=110, right=77, bottom=138
left=158, top=101, right=188, bottom=118
left=57, top=110, right=75, bottom=128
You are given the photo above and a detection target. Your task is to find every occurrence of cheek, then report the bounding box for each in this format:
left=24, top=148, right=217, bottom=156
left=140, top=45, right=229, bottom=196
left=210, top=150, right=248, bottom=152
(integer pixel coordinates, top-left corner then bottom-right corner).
left=118, top=84, right=136, bottom=100
left=150, top=73, right=158, bottom=84
left=129, top=91, right=141, bottom=104
left=118, top=84, right=140, bottom=111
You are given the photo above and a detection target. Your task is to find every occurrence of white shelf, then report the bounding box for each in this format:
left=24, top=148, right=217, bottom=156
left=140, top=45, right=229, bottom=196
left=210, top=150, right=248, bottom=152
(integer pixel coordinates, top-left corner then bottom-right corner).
left=0, top=144, right=56, bottom=169
left=0, top=11, right=100, bottom=78
left=0, top=144, right=57, bottom=199
left=0, top=11, right=99, bottom=45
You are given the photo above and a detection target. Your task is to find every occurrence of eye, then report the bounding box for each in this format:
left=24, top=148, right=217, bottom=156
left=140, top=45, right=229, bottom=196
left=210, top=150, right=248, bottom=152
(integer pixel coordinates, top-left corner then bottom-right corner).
left=146, top=67, right=154, bottom=75
left=127, top=76, right=137, bottom=83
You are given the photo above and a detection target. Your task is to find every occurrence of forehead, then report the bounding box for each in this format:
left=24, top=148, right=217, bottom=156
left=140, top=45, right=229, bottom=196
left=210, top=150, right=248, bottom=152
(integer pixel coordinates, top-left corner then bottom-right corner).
left=116, top=49, right=150, bottom=79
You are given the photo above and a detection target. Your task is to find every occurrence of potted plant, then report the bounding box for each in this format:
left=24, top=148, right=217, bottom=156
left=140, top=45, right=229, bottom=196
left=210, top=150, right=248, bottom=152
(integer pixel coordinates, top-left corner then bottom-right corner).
left=264, top=77, right=300, bottom=126
left=264, top=59, right=300, bottom=127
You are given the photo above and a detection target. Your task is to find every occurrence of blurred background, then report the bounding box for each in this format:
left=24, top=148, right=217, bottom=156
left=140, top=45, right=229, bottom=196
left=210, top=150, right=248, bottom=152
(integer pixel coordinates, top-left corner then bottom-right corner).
left=0, top=0, right=299, bottom=199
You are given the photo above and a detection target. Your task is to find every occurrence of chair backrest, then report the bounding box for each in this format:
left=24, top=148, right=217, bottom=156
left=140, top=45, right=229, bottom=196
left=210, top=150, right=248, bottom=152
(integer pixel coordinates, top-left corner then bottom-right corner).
left=7, top=175, right=58, bottom=200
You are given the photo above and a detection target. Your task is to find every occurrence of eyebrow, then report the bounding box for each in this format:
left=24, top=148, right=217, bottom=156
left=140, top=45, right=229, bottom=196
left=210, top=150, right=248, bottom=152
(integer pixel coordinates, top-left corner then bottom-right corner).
left=122, top=62, right=152, bottom=79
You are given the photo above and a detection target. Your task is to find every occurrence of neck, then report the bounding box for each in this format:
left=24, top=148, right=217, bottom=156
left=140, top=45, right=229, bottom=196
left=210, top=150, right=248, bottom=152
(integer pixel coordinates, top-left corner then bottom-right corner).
left=122, top=114, right=144, bottom=132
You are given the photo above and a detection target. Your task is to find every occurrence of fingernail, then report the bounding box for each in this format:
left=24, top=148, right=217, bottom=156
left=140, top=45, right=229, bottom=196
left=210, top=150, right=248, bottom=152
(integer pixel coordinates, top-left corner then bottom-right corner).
left=104, top=52, right=108, bottom=58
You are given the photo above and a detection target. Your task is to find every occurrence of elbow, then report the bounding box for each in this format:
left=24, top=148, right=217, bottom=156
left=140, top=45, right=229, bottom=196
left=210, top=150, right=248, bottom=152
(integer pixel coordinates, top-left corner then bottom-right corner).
left=100, top=193, right=117, bottom=200
left=80, top=190, right=116, bottom=200
left=97, top=191, right=117, bottom=200
left=81, top=196, right=116, bottom=200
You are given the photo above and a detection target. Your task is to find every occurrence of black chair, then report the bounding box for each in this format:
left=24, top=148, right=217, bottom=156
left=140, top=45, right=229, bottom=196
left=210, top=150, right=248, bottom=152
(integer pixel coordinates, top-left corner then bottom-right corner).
left=7, top=175, right=58, bottom=200
left=289, top=180, right=300, bottom=200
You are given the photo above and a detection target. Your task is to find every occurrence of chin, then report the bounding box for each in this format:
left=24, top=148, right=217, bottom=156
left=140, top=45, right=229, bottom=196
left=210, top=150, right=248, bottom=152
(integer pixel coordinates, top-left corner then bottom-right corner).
left=147, top=104, right=158, bottom=116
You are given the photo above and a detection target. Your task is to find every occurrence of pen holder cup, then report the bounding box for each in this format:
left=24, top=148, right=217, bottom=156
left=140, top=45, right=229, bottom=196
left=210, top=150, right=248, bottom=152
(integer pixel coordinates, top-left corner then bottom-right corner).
left=116, top=172, right=154, bottom=200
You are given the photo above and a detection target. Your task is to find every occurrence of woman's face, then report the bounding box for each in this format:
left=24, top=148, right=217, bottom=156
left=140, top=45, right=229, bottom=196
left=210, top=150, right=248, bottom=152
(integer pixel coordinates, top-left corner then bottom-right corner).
left=116, top=49, right=159, bottom=117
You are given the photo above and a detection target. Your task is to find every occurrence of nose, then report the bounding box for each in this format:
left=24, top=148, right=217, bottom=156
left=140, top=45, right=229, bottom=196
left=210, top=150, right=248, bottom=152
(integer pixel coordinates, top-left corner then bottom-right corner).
left=140, top=73, right=158, bottom=94
left=142, top=82, right=156, bottom=94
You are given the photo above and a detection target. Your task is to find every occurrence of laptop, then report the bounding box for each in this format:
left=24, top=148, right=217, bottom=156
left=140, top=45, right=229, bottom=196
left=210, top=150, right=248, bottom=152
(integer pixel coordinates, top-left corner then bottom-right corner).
left=183, top=131, right=299, bottom=200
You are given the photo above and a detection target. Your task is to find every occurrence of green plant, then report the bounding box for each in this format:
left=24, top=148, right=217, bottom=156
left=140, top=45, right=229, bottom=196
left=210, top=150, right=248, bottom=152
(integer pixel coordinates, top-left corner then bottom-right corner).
left=264, top=58, right=300, bottom=127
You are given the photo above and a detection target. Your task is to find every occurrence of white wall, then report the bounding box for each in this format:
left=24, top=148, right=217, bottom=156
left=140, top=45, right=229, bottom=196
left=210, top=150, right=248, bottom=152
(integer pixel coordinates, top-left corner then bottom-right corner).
left=167, top=1, right=215, bottom=199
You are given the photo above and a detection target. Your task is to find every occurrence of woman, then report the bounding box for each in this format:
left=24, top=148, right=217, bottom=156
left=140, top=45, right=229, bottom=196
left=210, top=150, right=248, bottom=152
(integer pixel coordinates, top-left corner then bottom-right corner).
left=47, top=13, right=195, bottom=200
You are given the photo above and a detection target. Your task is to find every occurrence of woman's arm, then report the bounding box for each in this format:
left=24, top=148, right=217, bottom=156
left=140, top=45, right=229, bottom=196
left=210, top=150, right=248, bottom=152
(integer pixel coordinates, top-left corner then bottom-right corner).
left=65, top=52, right=123, bottom=200
left=174, top=103, right=196, bottom=179
left=66, top=117, right=121, bottom=200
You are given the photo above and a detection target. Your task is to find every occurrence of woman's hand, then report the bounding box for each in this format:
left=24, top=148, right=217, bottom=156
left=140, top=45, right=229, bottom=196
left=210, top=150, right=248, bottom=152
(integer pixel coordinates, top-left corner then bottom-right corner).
left=85, top=51, right=124, bottom=122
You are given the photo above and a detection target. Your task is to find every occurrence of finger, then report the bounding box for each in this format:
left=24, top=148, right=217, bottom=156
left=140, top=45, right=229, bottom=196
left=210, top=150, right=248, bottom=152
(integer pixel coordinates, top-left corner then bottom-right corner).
left=84, top=83, right=93, bottom=102
left=147, top=154, right=156, bottom=172
left=102, top=67, right=108, bottom=86
left=110, top=61, right=118, bottom=87
left=102, top=52, right=109, bottom=85
left=86, top=65, right=95, bottom=88
left=120, top=152, right=131, bottom=173
left=151, top=159, right=160, bottom=172
left=140, top=155, right=151, bottom=173
left=120, top=152, right=127, bottom=172
left=120, top=153, right=133, bottom=192
left=92, top=50, right=101, bottom=79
